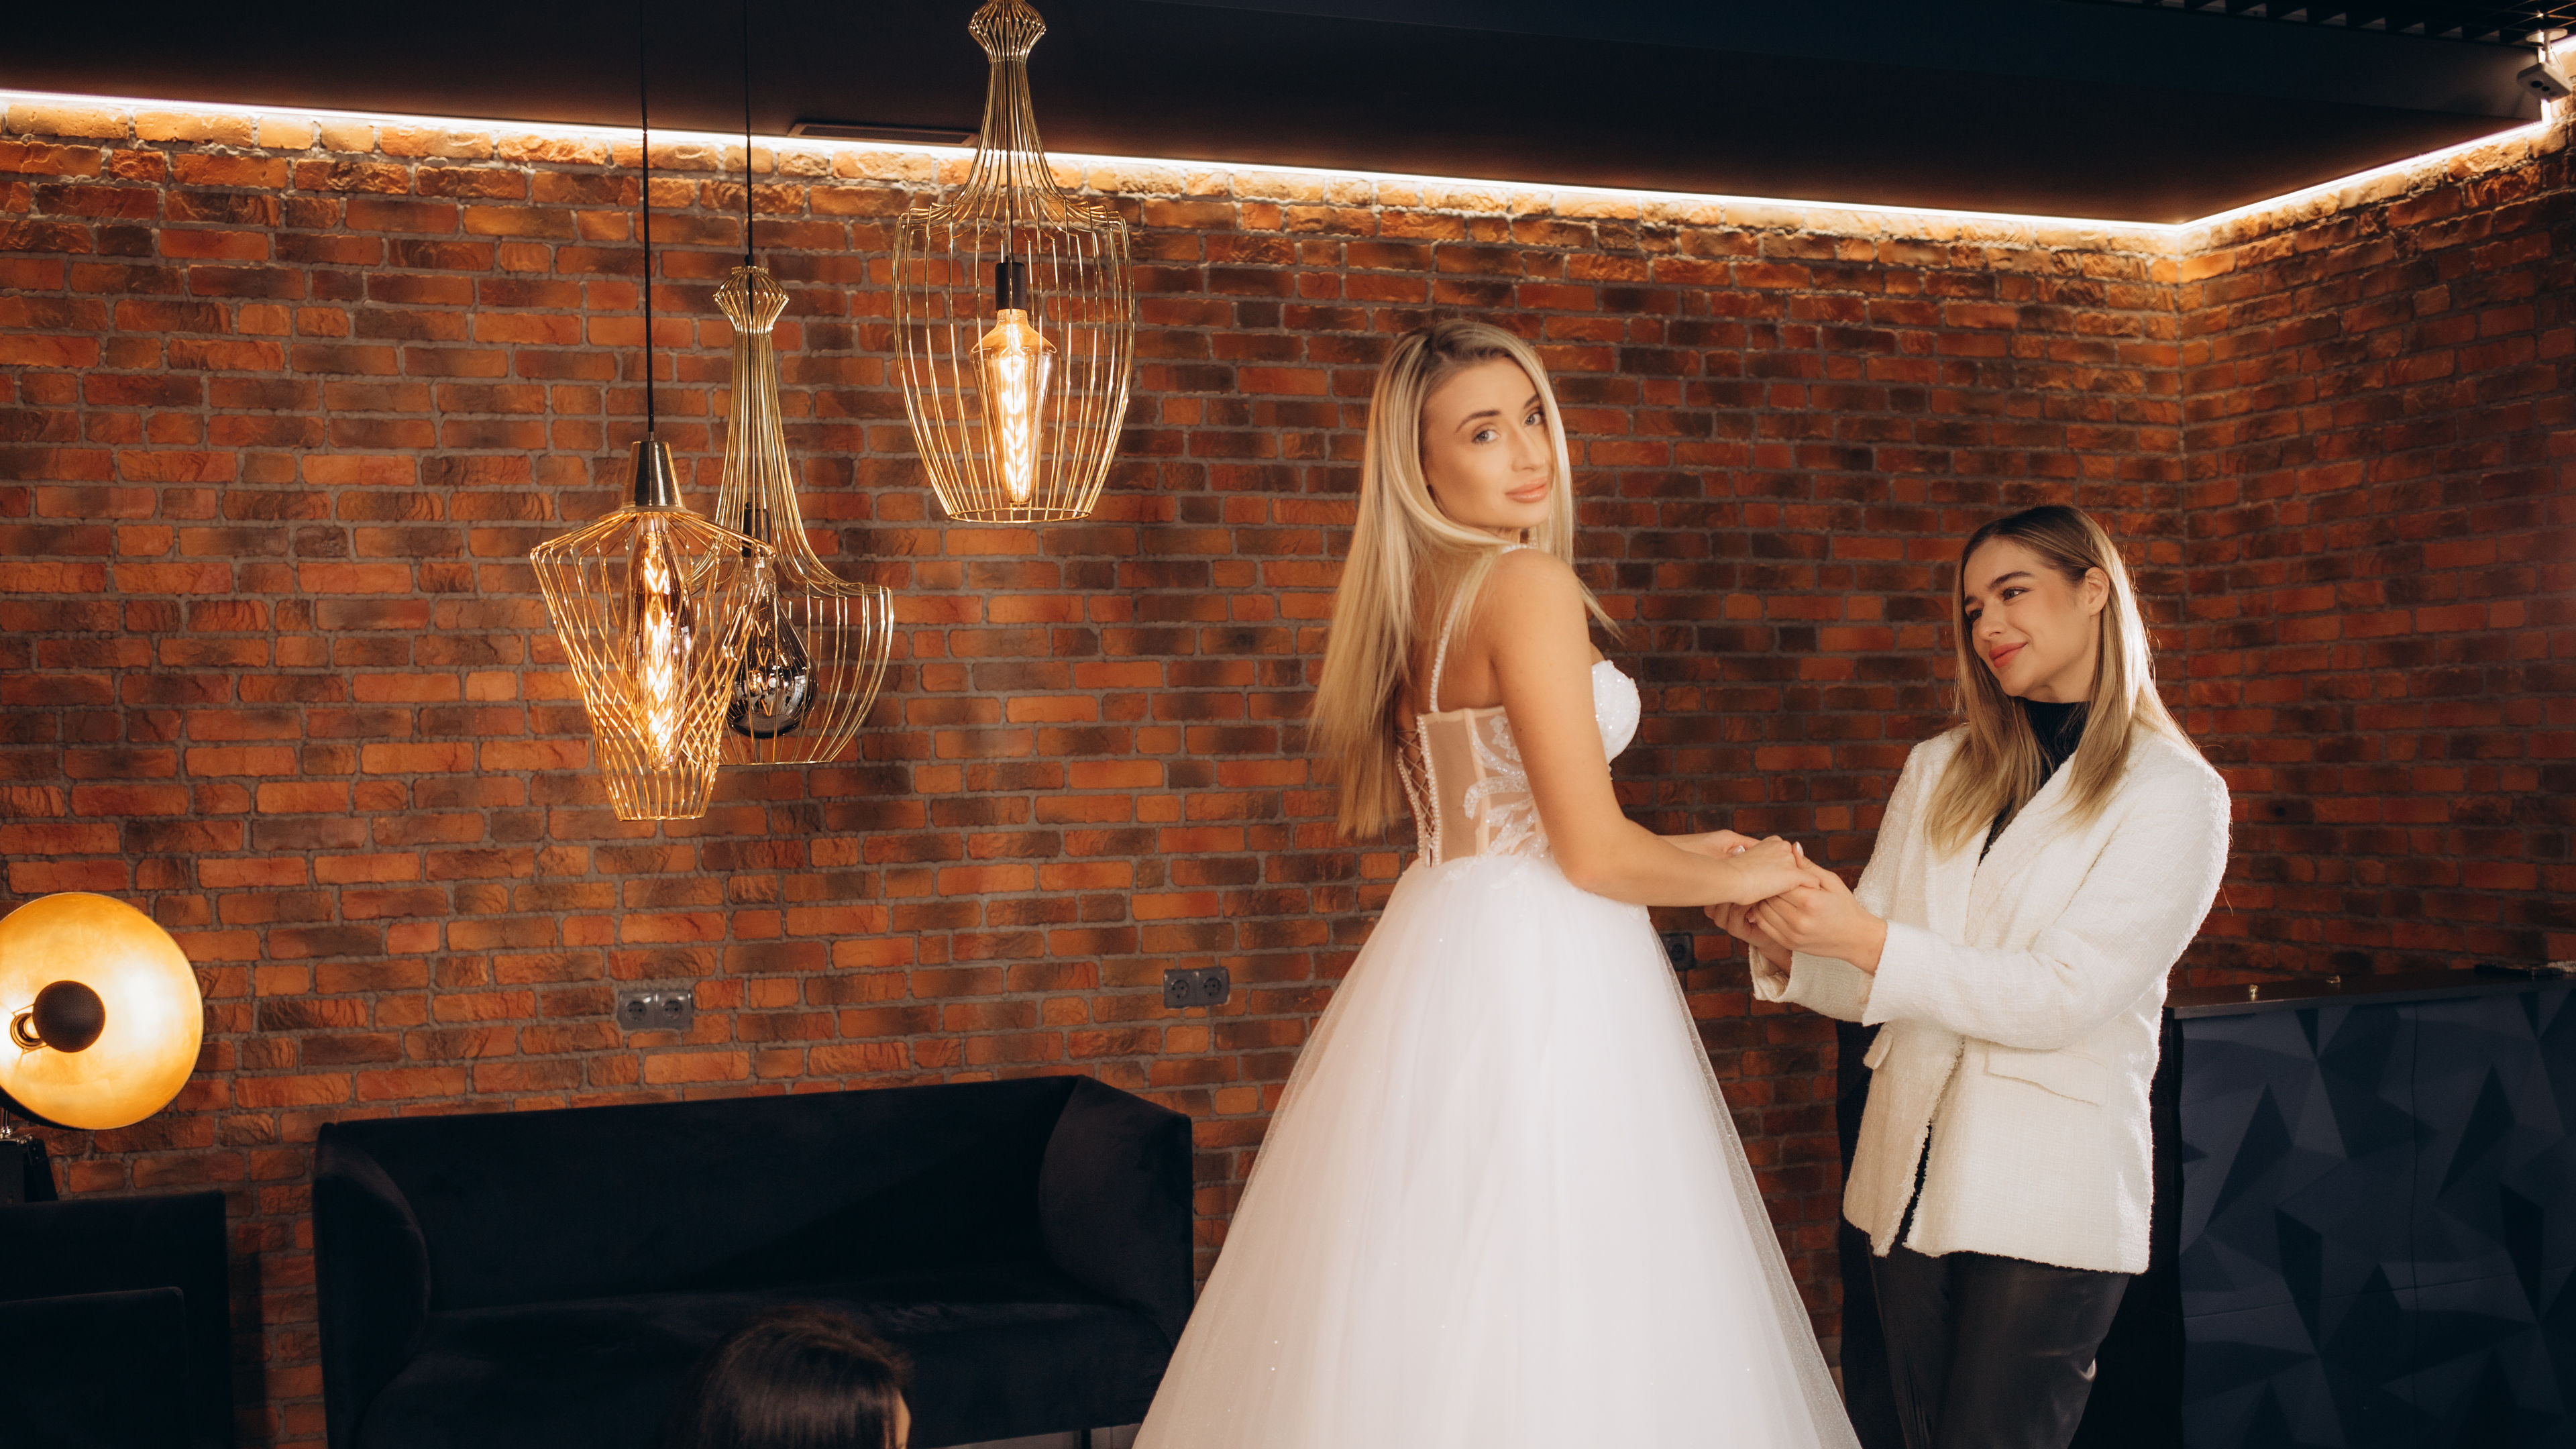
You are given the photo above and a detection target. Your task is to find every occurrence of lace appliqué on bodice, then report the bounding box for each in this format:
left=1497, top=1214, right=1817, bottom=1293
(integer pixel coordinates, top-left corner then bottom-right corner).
left=1397, top=553, right=1641, bottom=867
left=1458, top=713, right=1543, bottom=860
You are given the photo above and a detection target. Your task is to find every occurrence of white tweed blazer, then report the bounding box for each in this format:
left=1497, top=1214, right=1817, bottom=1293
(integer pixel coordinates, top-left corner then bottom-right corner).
left=1754, top=725, right=2229, bottom=1275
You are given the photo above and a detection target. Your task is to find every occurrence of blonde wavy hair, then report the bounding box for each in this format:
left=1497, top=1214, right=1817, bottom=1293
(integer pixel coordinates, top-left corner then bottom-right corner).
left=1309, top=321, right=1610, bottom=839
left=1924, top=504, right=2194, bottom=851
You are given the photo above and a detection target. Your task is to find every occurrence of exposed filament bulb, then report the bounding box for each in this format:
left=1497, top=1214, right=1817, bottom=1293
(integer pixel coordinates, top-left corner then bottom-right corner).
left=622, top=513, right=696, bottom=764
left=976, top=258, right=1057, bottom=506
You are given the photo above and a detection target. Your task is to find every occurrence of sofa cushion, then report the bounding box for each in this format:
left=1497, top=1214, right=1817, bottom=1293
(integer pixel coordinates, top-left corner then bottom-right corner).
left=352, top=1259, right=1169, bottom=1449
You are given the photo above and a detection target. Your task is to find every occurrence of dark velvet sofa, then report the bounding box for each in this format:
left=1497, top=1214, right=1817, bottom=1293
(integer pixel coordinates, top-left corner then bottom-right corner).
left=0, top=1188, right=235, bottom=1449
left=315, top=1076, right=1193, bottom=1449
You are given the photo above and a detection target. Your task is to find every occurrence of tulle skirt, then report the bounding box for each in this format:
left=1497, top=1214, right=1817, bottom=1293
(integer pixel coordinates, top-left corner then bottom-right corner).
left=1134, top=853, right=1860, bottom=1448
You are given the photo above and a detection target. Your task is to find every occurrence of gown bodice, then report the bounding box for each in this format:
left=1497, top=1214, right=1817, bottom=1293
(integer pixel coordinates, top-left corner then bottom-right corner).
left=1399, top=555, right=1640, bottom=867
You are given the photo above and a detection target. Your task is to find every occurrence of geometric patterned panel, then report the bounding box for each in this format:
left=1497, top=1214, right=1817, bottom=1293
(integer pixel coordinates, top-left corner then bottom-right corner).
left=2407, top=1274, right=2562, bottom=1445
left=2180, top=1283, right=2413, bottom=1449
left=2178, top=1002, right=2424, bottom=1315
left=2174, top=985, right=2576, bottom=1447
left=2405, top=990, right=2575, bottom=1444
left=2410, top=992, right=2574, bottom=1293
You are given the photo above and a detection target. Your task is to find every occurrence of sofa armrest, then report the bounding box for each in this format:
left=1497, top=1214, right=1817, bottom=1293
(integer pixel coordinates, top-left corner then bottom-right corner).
left=0, top=1189, right=233, bottom=1449
left=1036, top=1077, right=1195, bottom=1346
left=0, top=1287, right=191, bottom=1448
left=315, top=1126, right=433, bottom=1449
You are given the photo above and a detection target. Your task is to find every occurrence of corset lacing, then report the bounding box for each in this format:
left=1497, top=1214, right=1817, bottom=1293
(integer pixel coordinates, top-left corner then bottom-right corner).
left=1395, top=589, right=1463, bottom=865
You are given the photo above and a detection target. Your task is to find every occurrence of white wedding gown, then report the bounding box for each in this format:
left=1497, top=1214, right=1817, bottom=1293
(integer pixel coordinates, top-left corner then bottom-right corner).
left=1134, top=592, right=1860, bottom=1448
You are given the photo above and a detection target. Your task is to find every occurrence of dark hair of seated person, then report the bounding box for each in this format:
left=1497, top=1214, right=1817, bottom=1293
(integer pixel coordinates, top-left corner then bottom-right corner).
left=662, top=1306, right=914, bottom=1449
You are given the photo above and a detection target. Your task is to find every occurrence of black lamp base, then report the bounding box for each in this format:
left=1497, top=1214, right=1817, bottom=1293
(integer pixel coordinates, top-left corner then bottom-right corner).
left=0, top=1135, right=58, bottom=1203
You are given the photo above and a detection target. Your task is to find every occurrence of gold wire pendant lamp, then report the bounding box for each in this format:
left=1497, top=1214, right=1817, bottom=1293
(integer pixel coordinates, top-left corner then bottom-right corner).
left=531, top=448, right=766, bottom=819
left=894, top=0, right=1134, bottom=524
left=710, top=211, right=894, bottom=764
left=529, top=25, right=768, bottom=821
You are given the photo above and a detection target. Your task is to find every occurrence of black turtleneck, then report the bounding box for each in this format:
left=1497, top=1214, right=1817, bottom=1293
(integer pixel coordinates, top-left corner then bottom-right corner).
left=1982, top=697, right=2088, bottom=859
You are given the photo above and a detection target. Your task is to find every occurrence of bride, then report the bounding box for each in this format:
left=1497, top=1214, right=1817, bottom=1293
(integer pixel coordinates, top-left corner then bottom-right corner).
left=1133, top=321, right=1860, bottom=1448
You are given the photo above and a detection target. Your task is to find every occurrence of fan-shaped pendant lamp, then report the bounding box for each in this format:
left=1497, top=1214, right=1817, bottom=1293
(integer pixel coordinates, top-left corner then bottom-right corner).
left=894, top=0, right=1134, bottom=524
left=711, top=131, right=894, bottom=765
left=529, top=15, right=769, bottom=821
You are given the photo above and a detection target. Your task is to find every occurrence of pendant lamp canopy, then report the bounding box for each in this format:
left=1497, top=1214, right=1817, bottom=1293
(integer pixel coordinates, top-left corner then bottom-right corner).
left=895, top=0, right=1135, bottom=524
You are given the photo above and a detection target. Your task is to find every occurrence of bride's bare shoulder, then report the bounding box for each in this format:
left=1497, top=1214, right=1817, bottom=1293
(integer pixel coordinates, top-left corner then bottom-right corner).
left=1483, top=547, right=1584, bottom=614
left=1474, top=549, right=1607, bottom=665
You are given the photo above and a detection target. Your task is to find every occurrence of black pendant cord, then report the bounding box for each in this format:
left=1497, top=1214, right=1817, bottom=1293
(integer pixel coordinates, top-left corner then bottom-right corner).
left=741, top=0, right=755, bottom=267
left=998, top=68, right=1016, bottom=283
left=737, top=0, right=757, bottom=541
left=639, top=0, right=657, bottom=435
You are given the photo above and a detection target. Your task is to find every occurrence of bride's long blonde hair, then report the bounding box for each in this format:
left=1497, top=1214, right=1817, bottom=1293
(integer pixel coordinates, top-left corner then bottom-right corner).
left=1310, top=320, right=1610, bottom=839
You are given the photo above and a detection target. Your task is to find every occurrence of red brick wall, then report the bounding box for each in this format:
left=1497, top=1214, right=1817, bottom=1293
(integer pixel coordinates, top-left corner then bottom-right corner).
left=2177, top=118, right=2576, bottom=979
left=0, top=91, right=2557, bottom=1443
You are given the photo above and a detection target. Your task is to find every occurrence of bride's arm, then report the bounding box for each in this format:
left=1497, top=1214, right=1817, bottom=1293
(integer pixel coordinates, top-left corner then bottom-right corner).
left=1482, top=551, right=1802, bottom=908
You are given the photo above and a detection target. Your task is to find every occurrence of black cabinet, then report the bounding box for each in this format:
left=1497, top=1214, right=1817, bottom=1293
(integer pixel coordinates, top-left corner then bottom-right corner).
left=2161, top=974, right=2574, bottom=1447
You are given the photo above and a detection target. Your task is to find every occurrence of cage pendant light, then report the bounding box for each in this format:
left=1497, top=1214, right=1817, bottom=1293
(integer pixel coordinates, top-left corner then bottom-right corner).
left=530, top=455, right=767, bottom=818
left=711, top=264, right=896, bottom=765
left=894, top=0, right=1134, bottom=524
left=529, top=23, right=768, bottom=821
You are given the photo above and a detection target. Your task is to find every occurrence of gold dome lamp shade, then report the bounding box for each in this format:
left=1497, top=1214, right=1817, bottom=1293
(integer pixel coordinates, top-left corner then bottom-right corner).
left=0, top=893, right=203, bottom=1132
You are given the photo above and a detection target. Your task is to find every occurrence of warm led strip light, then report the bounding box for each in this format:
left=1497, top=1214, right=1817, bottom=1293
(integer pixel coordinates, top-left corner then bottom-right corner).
left=0, top=79, right=2562, bottom=239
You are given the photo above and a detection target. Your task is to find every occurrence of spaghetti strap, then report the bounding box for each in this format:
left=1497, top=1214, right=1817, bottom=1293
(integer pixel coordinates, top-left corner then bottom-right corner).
left=1426, top=544, right=1528, bottom=716
left=1427, top=606, right=1456, bottom=716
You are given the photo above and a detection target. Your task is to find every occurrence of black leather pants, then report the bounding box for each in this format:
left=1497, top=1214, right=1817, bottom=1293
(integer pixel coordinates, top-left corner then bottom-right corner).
left=1870, top=1243, right=2129, bottom=1449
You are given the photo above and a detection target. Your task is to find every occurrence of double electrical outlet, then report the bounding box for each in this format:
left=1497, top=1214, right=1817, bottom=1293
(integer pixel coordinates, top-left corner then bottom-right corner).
left=1162, top=966, right=1230, bottom=1010
left=614, top=987, right=697, bottom=1034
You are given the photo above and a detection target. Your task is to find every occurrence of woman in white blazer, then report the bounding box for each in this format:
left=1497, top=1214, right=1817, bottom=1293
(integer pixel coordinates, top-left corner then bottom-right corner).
left=1707, top=504, right=2229, bottom=1449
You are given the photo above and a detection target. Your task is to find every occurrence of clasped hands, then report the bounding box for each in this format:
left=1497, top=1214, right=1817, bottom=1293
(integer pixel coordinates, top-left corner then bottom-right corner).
left=1673, top=831, right=1889, bottom=975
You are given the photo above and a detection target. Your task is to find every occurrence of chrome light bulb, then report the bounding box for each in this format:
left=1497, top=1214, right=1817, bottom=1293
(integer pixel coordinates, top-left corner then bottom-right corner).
left=726, top=505, right=815, bottom=739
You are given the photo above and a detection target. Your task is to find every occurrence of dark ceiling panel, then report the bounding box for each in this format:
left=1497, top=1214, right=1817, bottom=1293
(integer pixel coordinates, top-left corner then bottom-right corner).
left=1157, top=0, right=2536, bottom=114
left=0, top=0, right=2546, bottom=223
left=2062, top=0, right=2576, bottom=46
